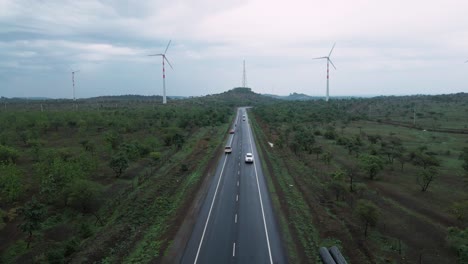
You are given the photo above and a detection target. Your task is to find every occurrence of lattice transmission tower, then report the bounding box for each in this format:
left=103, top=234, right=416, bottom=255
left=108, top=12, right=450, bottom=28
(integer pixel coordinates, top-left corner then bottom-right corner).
left=242, top=59, right=247, bottom=88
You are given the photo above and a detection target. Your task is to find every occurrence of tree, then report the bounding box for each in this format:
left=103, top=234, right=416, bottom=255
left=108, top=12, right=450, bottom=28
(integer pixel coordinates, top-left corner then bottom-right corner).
left=66, top=179, right=104, bottom=225
left=321, top=151, right=333, bottom=166
left=18, top=197, right=46, bottom=248
left=346, top=167, right=358, bottom=192
left=355, top=199, right=380, bottom=238
left=109, top=152, right=129, bottom=177
left=417, top=166, right=438, bottom=192
left=0, top=163, right=23, bottom=202
left=37, top=156, right=84, bottom=203
left=105, top=131, right=122, bottom=150
left=359, top=154, right=384, bottom=180
left=328, top=170, right=346, bottom=201
left=395, top=151, right=410, bottom=171
left=411, top=151, right=440, bottom=169
left=311, top=146, right=323, bottom=160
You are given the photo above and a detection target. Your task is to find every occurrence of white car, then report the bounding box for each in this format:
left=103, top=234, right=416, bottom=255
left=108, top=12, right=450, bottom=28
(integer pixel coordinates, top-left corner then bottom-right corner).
left=245, top=153, right=254, bottom=163
left=224, top=146, right=232, bottom=154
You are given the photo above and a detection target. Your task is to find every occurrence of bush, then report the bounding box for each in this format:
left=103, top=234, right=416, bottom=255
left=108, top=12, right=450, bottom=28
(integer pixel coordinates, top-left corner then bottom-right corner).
left=0, top=145, right=20, bottom=164
left=79, top=223, right=93, bottom=239
left=0, top=163, right=23, bottom=202
left=47, top=246, right=65, bottom=264
left=447, top=227, right=468, bottom=263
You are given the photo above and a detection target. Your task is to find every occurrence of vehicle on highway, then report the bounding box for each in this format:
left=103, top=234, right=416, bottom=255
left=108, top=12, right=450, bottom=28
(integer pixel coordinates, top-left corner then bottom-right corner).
left=229, top=129, right=235, bottom=134
left=245, top=152, right=254, bottom=163
left=224, top=146, right=232, bottom=154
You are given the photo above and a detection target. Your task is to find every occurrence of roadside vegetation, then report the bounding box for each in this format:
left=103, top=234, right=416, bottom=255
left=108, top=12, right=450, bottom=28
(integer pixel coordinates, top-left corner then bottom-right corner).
left=251, top=93, right=468, bottom=263
left=0, top=97, right=233, bottom=263
left=1, top=90, right=467, bottom=263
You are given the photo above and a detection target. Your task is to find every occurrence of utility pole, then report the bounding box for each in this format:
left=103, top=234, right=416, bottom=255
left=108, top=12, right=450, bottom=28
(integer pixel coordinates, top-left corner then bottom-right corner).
left=413, top=107, right=416, bottom=125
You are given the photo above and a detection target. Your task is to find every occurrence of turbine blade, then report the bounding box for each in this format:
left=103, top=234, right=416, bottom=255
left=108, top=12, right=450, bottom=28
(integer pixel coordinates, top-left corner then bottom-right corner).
left=312, top=57, right=327, bottom=60
left=328, top=59, right=337, bottom=70
left=465, top=60, right=468, bottom=63
left=164, top=40, right=172, bottom=54
left=164, top=56, right=174, bottom=69
left=148, top=54, right=163, bottom=56
left=328, top=42, right=336, bottom=57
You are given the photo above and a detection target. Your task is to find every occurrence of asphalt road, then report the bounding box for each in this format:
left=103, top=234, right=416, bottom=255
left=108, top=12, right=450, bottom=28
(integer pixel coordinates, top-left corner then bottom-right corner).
left=181, top=107, right=286, bottom=264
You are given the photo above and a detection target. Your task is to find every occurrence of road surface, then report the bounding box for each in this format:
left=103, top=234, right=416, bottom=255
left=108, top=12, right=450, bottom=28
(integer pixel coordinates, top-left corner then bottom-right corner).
left=181, top=107, right=286, bottom=264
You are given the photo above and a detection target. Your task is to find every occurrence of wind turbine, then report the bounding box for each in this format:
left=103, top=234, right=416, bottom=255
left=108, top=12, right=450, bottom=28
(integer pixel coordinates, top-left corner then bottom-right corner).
left=148, top=40, right=173, bottom=104
left=313, top=43, right=336, bottom=102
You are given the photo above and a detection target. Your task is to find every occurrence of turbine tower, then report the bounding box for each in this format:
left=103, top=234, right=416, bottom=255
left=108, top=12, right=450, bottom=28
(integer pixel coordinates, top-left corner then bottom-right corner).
left=242, top=59, right=247, bottom=88
left=313, top=43, right=336, bottom=102
left=148, top=40, right=173, bottom=104
left=71, top=69, right=80, bottom=102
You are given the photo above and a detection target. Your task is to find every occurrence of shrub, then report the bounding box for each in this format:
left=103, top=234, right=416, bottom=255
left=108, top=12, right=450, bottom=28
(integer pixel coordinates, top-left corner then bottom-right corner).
left=0, top=145, right=20, bottom=164
left=0, top=163, right=23, bottom=202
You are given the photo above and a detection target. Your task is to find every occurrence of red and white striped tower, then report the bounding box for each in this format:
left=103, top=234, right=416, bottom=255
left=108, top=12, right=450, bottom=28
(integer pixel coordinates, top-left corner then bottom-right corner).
left=313, top=43, right=336, bottom=102
left=326, top=59, right=329, bottom=102
left=162, top=55, right=166, bottom=104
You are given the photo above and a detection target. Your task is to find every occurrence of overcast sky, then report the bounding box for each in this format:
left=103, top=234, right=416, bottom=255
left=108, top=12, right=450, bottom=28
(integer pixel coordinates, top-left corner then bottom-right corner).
left=1, top=0, right=467, bottom=98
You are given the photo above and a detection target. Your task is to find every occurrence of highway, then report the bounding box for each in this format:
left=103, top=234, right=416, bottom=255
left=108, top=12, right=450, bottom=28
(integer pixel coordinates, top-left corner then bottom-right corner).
left=181, top=107, right=286, bottom=264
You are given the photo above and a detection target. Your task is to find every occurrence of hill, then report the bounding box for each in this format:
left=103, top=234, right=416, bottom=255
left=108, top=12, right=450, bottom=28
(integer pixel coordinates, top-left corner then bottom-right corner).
left=192, top=87, right=278, bottom=106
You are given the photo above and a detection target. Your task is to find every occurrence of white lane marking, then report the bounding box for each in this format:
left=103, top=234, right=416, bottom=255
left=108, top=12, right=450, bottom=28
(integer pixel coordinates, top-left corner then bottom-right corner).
left=232, top=243, right=236, bottom=257
left=246, top=113, right=274, bottom=264
left=237, top=181, right=239, bottom=187
left=236, top=195, right=238, bottom=202
left=238, top=171, right=240, bottom=175
left=235, top=214, right=238, bottom=223
left=194, top=155, right=229, bottom=264
left=238, top=162, right=240, bottom=166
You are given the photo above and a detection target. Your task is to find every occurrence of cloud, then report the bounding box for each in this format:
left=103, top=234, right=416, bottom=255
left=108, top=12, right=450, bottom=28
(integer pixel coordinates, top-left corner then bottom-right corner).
left=0, top=0, right=467, bottom=98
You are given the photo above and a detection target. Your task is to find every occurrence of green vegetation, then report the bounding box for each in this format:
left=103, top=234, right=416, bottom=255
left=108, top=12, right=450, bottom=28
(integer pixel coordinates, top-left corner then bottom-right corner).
left=1, top=90, right=467, bottom=263
left=355, top=200, right=380, bottom=238
left=447, top=227, right=468, bottom=263
left=251, top=93, right=468, bottom=263
left=0, top=97, right=233, bottom=263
